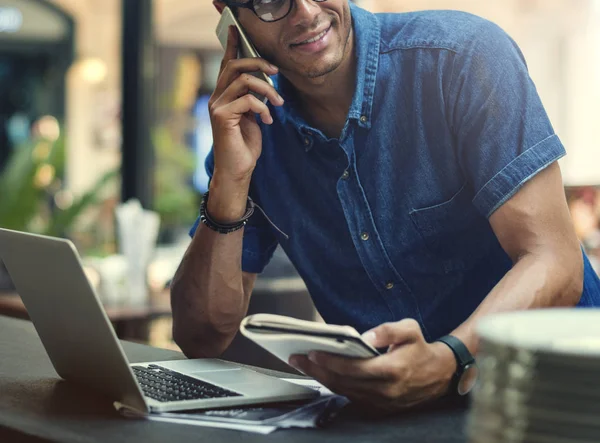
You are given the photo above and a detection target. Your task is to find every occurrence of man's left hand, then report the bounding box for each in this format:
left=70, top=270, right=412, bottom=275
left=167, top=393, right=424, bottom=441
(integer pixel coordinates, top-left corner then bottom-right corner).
left=289, top=319, right=457, bottom=412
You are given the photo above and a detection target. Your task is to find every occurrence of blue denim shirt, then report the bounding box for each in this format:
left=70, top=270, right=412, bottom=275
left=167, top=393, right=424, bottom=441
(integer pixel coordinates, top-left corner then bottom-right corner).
left=191, top=3, right=600, bottom=340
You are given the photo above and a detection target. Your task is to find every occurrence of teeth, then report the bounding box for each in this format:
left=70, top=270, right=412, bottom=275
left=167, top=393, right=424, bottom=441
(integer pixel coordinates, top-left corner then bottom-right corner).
left=300, top=28, right=327, bottom=45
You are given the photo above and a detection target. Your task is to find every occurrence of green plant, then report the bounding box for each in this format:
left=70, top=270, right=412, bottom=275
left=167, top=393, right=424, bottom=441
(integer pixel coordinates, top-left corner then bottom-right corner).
left=153, top=126, right=198, bottom=233
left=0, top=134, right=118, bottom=236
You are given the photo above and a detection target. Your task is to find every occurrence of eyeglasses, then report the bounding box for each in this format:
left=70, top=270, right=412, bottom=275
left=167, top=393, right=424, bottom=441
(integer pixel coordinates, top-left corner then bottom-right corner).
left=225, top=0, right=328, bottom=23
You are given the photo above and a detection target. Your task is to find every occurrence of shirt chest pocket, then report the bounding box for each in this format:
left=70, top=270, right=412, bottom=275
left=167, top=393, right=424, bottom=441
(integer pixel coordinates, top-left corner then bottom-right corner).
left=409, top=183, right=491, bottom=273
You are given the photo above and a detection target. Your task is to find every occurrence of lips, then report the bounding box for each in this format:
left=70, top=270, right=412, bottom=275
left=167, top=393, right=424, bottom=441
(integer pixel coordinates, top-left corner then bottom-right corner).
left=291, top=25, right=331, bottom=46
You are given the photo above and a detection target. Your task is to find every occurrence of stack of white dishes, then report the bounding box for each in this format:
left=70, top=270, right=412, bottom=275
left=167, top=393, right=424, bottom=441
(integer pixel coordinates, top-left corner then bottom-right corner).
left=468, top=309, right=600, bottom=443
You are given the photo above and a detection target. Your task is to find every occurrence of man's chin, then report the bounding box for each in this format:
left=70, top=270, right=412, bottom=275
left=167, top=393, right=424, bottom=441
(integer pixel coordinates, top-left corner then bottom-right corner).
left=299, top=57, right=343, bottom=79
left=304, top=66, right=338, bottom=79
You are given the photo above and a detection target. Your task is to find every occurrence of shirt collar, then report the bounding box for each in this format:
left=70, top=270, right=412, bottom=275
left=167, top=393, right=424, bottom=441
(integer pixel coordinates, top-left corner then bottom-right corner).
left=272, top=3, right=381, bottom=150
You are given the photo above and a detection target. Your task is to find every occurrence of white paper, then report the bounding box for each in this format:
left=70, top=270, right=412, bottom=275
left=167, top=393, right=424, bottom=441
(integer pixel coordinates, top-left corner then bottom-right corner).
left=146, top=415, right=277, bottom=434
left=114, top=378, right=346, bottom=435
left=281, top=378, right=335, bottom=396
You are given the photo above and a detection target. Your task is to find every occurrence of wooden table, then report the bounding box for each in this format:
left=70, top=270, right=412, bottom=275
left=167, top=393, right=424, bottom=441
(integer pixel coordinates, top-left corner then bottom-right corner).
left=0, top=315, right=470, bottom=443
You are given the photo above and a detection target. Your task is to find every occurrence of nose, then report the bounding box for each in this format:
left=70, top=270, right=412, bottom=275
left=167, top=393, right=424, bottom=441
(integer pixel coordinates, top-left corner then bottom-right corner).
left=287, top=0, right=322, bottom=27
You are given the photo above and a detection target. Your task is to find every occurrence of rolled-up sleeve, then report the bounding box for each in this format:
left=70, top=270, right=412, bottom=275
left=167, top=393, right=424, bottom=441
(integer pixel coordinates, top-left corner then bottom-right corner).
left=189, top=149, right=278, bottom=274
left=447, top=19, right=566, bottom=218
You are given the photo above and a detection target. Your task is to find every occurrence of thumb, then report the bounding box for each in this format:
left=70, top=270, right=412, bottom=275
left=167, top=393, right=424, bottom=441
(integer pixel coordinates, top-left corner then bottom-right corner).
left=361, top=319, right=423, bottom=348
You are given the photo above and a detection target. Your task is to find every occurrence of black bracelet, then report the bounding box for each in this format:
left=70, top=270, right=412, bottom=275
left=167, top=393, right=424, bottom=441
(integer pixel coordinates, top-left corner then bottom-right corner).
left=199, top=191, right=255, bottom=234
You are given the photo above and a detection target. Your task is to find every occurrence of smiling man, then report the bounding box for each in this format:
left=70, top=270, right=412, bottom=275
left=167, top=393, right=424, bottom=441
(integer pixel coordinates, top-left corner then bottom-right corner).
left=170, top=0, right=600, bottom=411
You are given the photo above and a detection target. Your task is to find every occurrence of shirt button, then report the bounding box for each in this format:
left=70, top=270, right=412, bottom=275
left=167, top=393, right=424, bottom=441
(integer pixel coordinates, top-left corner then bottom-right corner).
left=385, top=282, right=394, bottom=290
left=360, top=232, right=370, bottom=241
left=341, top=170, right=349, bottom=180
left=360, top=115, right=368, bottom=123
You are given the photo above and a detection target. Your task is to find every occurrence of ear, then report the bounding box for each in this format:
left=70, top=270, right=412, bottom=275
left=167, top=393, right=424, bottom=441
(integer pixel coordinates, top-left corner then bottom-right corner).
left=213, top=1, right=226, bottom=14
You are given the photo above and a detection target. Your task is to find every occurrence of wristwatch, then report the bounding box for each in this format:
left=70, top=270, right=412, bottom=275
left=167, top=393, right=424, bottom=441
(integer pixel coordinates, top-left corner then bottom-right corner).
left=435, top=335, right=478, bottom=396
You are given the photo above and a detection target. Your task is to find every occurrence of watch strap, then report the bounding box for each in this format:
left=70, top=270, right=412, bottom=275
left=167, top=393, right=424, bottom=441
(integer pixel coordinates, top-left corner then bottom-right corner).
left=435, top=335, right=475, bottom=396
left=436, top=335, right=475, bottom=369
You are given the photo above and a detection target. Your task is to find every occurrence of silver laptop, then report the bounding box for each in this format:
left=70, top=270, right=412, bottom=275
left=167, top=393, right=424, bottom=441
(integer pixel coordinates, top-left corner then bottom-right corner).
left=0, top=228, right=318, bottom=413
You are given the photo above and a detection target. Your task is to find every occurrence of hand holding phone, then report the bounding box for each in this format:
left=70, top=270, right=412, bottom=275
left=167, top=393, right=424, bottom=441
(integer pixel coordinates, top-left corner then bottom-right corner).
left=216, top=6, right=276, bottom=104
left=207, top=7, right=284, bottom=197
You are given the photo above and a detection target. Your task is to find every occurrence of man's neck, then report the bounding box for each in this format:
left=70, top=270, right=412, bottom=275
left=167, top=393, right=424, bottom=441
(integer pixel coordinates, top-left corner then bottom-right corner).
left=283, top=28, right=356, bottom=137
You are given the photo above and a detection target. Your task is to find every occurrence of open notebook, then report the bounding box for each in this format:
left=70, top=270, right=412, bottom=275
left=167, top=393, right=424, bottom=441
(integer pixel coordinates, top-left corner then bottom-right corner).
left=240, top=314, right=381, bottom=368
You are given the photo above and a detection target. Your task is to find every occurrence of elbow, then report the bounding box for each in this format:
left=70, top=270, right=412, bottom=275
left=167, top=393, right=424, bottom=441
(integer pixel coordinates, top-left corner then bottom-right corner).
left=563, top=276, right=583, bottom=307
left=172, top=324, right=212, bottom=359
left=557, top=247, right=584, bottom=307
left=169, top=278, right=217, bottom=358
left=565, top=256, right=584, bottom=307
left=172, top=324, right=225, bottom=359
left=172, top=314, right=238, bottom=359
left=169, top=273, right=241, bottom=359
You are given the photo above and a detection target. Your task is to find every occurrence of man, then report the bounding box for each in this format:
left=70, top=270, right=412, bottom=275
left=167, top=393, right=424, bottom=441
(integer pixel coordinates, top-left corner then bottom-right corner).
left=171, top=0, right=600, bottom=411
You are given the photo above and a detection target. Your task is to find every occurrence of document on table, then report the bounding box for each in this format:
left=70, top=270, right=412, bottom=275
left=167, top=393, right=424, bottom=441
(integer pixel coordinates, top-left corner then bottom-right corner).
left=114, top=378, right=347, bottom=435
left=281, top=377, right=335, bottom=396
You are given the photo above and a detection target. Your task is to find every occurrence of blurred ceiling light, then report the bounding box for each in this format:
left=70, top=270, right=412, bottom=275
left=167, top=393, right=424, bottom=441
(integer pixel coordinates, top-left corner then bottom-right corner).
left=75, top=57, right=108, bottom=85
left=32, top=141, right=52, bottom=162
left=54, top=190, right=74, bottom=210
left=34, top=164, right=56, bottom=189
left=34, top=115, right=60, bottom=142
left=0, top=7, right=23, bottom=33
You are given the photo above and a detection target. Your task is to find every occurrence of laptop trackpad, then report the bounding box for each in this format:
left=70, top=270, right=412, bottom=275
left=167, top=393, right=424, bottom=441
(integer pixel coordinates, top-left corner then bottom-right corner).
left=194, top=369, right=263, bottom=386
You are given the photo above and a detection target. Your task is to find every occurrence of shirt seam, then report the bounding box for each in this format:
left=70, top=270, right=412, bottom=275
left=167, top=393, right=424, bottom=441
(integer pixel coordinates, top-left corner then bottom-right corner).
left=351, top=160, right=432, bottom=340
left=483, top=158, right=560, bottom=219
left=446, top=48, right=459, bottom=135
left=472, top=134, right=564, bottom=218
left=380, top=44, right=459, bottom=55
left=472, top=134, right=556, bottom=204
left=409, top=181, right=467, bottom=214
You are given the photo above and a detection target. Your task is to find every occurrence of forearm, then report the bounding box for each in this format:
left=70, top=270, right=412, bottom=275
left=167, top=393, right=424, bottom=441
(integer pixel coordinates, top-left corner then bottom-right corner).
left=451, top=249, right=584, bottom=354
left=170, top=177, right=251, bottom=358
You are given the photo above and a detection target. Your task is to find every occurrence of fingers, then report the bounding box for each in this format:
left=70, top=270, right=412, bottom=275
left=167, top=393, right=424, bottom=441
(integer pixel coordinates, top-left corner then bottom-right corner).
left=289, top=355, right=401, bottom=402
left=214, top=58, right=279, bottom=101
left=218, top=73, right=284, bottom=108
left=363, top=319, right=423, bottom=349
left=290, top=355, right=345, bottom=395
left=210, top=25, right=281, bottom=126
left=305, top=352, right=394, bottom=381
left=215, top=94, right=273, bottom=125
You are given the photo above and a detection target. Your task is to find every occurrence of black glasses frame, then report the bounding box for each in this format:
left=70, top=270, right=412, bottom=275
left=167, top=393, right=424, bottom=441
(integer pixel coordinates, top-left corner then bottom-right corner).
left=224, top=0, right=328, bottom=23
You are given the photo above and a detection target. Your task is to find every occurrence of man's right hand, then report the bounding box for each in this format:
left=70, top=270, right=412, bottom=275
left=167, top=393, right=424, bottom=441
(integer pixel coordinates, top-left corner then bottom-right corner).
left=171, top=27, right=277, bottom=358
left=208, top=25, right=284, bottom=188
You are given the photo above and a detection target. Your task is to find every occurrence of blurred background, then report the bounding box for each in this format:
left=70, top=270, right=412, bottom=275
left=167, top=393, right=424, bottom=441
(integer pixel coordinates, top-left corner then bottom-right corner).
left=0, top=0, right=599, bottom=372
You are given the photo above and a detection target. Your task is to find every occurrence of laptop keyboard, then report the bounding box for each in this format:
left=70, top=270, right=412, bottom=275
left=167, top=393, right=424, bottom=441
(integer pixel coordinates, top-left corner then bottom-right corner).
left=131, top=364, right=242, bottom=403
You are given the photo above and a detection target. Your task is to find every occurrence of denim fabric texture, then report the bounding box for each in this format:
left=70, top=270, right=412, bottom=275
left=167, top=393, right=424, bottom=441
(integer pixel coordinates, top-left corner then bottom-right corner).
left=191, top=3, right=600, bottom=340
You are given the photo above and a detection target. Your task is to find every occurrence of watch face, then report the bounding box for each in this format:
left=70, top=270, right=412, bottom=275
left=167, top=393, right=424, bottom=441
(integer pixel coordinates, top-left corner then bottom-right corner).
left=458, top=363, right=479, bottom=396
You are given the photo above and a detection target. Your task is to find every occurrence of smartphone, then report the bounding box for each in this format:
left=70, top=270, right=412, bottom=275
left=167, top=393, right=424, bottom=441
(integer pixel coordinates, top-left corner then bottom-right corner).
left=216, top=6, right=275, bottom=104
